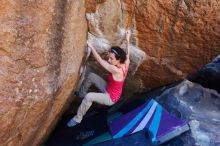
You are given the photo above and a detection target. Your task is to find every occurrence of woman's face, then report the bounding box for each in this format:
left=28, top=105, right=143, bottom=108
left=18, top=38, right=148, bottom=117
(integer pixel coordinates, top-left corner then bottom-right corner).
left=108, top=52, right=119, bottom=65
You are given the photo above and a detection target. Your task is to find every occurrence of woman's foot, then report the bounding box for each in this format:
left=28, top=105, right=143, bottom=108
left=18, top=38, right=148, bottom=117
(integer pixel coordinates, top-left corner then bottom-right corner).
left=67, top=118, right=79, bottom=127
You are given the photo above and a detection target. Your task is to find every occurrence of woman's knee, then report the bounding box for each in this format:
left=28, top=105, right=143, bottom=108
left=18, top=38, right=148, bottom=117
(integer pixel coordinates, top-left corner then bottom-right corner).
left=84, top=93, right=93, bottom=102
left=87, top=72, right=97, bottom=81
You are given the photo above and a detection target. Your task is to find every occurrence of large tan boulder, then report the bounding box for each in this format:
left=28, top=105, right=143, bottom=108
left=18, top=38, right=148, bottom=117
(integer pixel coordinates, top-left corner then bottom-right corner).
left=85, top=0, right=220, bottom=96
left=0, top=0, right=87, bottom=146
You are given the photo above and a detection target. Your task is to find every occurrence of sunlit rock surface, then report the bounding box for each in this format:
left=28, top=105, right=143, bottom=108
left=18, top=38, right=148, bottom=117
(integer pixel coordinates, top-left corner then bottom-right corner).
left=0, top=1, right=87, bottom=145
left=85, top=0, right=220, bottom=96
left=156, top=80, right=220, bottom=146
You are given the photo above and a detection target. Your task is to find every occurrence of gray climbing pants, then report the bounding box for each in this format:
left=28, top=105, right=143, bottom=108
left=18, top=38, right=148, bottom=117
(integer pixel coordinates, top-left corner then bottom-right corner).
left=74, top=73, right=114, bottom=123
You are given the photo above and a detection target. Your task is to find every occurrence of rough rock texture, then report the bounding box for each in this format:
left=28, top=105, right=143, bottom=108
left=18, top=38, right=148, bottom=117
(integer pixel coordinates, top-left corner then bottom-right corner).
left=85, top=0, right=220, bottom=96
left=156, top=80, right=220, bottom=146
left=188, top=55, right=220, bottom=93
left=0, top=1, right=87, bottom=146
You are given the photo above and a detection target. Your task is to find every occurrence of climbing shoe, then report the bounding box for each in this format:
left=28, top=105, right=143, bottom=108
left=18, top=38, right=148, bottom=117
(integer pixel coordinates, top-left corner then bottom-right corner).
left=67, top=118, right=79, bottom=127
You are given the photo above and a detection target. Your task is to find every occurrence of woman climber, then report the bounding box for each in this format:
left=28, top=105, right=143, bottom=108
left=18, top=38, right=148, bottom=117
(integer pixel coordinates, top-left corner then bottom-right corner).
left=67, top=30, right=131, bottom=127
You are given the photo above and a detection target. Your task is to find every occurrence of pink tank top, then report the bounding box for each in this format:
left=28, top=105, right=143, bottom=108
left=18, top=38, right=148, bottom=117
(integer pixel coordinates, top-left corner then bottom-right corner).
left=106, top=66, right=127, bottom=103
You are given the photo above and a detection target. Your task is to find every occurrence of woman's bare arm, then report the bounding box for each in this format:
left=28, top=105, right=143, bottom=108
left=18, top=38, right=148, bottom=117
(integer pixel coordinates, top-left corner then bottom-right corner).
left=87, top=41, right=118, bottom=74
left=125, top=30, right=131, bottom=66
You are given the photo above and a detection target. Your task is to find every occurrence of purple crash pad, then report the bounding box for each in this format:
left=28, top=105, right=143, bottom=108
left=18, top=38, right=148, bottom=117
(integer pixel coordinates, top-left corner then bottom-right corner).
left=108, top=99, right=189, bottom=145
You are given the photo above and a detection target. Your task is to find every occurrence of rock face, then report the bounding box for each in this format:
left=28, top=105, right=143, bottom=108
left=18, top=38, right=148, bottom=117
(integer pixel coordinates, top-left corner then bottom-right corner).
left=85, top=0, right=220, bottom=95
left=156, top=80, right=220, bottom=146
left=0, top=1, right=87, bottom=146
left=188, top=55, right=220, bottom=93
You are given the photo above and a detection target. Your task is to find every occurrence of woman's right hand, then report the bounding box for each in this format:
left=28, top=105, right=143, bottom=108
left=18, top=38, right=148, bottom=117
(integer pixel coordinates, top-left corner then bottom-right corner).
left=126, top=30, right=131, bottom=42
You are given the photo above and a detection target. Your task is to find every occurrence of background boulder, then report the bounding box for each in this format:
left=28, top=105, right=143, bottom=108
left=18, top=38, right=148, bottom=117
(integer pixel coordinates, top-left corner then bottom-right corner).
left=157, top=80, right=220, bottom=146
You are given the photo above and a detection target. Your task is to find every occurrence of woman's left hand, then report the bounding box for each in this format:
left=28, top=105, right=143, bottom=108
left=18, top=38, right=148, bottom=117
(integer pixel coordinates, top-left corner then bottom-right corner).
left=87, top=41, right=94, bottom=49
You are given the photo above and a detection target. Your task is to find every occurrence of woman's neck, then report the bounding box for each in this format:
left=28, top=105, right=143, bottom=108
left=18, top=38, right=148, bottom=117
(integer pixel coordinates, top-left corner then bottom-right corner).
left=116, top=63, right=125, bottom=68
